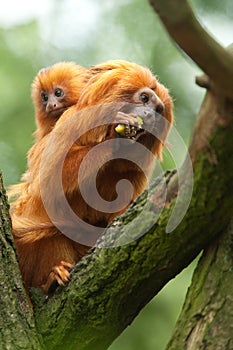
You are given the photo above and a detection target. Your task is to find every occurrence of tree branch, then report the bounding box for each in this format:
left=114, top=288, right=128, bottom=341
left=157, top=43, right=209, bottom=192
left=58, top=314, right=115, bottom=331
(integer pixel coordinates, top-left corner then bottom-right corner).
left=1, top=2, right=232, bottom=349
left=32, top=5, right=233, bottom=346
left=0, top=173, right=42, bottom=349
left=34, top=83, right=233, bottom=349
left=166, top=220, right=233, bottom=350
left=149, top=0, right=233, bottom=98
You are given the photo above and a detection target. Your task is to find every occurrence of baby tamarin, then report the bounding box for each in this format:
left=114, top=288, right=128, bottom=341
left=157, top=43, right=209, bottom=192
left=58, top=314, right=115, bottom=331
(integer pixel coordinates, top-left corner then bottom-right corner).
left=31, top=61, right=86, bottom=140
left=8, top=62, right=86, bottom=200
left=11, top=60, right=173, bottom=293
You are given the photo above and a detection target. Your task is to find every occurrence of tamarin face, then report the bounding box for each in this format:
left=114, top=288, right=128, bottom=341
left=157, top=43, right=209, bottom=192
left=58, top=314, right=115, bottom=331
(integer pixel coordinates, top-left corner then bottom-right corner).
left=117, top=86, right=165, bottom=140
left=32, top=62, right=86, bottom=117
left=77, top=60, right=173, bottom=158
left=31, top=62, right=86, bottom=139
left=40, top=85, right=67, bottom=117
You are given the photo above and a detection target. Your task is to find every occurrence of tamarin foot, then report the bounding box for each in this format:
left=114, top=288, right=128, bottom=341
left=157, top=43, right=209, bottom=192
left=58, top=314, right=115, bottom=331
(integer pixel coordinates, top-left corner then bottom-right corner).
left=41, top=261, right=74, bottom=293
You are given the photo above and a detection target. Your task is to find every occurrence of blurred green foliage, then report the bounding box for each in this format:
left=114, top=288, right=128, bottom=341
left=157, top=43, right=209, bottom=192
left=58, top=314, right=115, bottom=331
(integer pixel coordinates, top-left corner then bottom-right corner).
left=0, top=0, right=232, bottom=349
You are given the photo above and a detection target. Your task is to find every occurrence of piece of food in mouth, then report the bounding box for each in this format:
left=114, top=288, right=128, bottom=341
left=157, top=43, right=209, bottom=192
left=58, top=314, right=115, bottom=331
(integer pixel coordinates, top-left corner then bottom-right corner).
left=115, top=116, right=144, bottom=140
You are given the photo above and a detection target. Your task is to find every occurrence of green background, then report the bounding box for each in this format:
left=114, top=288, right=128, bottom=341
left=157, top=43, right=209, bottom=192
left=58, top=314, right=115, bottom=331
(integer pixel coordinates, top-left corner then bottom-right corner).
left=0, top=0, right=232, bottom=348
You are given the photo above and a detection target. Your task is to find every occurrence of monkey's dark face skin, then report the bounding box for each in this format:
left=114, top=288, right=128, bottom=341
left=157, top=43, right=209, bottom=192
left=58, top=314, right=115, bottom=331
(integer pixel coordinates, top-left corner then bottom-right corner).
left=133, top=87, right=165, bottom=115
left=118, top=87, right=166, bottom=144
left=40, top=87, right=67, bottom=118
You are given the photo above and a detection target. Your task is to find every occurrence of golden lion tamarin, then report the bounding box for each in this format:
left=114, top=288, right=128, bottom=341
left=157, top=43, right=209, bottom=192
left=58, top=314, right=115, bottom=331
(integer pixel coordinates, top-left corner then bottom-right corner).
left=31, top=61, right=86, bottom=140
left=8, top=62, right=86, bottom=203
left=10, top=60, right=173, bottom=293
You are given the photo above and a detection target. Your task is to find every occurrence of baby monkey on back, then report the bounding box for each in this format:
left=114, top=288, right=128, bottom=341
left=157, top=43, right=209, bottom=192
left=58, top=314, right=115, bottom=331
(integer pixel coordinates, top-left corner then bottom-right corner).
left=8, top=62, right=86, bottom=199
left=31, top=61, right=86, bottom=140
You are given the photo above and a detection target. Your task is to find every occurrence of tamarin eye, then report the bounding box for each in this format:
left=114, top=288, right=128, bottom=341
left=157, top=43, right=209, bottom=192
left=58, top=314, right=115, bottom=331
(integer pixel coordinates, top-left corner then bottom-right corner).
left=54, top=88, right=64, bottom=98
left=41, top=92, right=48, bottom=102
left=139, top=93, right=149, bottom=104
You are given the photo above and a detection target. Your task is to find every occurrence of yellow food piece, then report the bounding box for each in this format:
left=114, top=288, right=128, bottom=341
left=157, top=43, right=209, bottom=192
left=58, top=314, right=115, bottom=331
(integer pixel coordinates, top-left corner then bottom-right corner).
left=137, top=116, right=143, bottom=126
left=115, top=124, right=125, bottom=135
left=115, top=116, right=143, bottom=136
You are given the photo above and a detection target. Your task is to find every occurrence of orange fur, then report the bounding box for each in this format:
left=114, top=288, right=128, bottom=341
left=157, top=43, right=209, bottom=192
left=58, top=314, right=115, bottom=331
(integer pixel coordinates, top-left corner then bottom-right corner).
left=10, top=60, right=173, bottom=293
left=31, top=61, right=86, bottom=140
left=8, top=62, right=86, bottom=204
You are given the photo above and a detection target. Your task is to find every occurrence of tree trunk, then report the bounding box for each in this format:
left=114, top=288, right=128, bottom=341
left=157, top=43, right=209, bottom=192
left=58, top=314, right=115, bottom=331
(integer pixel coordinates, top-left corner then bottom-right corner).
left=149, top=1, right=233, bottom=349
left=166, top=221, right=233, bottom=350
left=0, top=0, right=232, bottom=349
left=32, top=77, right=233, bottom=350
left=0, top=172, right=42, bottom=349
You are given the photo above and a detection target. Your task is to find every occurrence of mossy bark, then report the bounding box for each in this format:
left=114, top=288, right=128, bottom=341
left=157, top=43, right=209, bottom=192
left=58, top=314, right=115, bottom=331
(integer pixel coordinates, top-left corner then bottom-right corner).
left=1, top=82, right=232, bottom=350
left=33, top=87, right=233, bottom=350
left=166, top=222, right=233, bottom=350
left=0, top=1, right=232, bottom=348
left=0, top=173, right=42, bottom=350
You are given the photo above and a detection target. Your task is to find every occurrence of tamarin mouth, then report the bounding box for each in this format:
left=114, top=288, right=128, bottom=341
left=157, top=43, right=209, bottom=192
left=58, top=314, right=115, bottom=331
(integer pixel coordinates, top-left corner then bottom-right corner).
left=115, top=115, right=146, bottom=141
left=49, top=107, right=67, bottom=117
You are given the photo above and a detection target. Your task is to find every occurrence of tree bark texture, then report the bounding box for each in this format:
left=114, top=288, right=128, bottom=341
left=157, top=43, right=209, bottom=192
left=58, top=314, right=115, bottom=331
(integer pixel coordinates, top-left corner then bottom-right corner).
left=149, top=0, right=233, bottom=97
left=0, top=0, right=232, bottom=349
left=166, top=221, right=233, bottom=350
left=32, top=80, right=233, bottom=350
left=149, top=1, right=233, bottom=349
left=0, top=172, right=41, bottom=349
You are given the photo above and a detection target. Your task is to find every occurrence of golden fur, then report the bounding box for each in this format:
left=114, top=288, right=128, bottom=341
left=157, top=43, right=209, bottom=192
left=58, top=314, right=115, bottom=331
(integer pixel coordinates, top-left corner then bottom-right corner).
left=31, top=61, right=86, bottom=140
left=10, top=60, right=173, bottom=292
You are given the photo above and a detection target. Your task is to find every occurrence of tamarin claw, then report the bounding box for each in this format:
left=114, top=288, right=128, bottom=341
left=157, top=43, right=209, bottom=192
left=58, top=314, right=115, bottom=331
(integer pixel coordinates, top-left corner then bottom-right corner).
left=42, top=261, right=74, bottom=293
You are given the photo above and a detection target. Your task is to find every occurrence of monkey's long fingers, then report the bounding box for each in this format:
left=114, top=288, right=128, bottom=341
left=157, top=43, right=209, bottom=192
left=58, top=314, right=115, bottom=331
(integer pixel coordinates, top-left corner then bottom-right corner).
left=41, top=261, right=74, bottom=293
left=115, top=113, right=144, bottom=139
left=53, top=265, right=70, bottom=285
left=115, top=112, right=142, bottom=127
left=53, top=261, right=74, bottom=284
left=60, top=261, right=74, bottom=270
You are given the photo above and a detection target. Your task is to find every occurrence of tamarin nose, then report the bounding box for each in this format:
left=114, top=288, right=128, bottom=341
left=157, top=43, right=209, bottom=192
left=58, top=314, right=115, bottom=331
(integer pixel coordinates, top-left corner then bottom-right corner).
left=46, top=102, right=56, bottom=113
left=150, top=94, right=164, bottom=114
left=152, top=94, right=164, bottom=114
left=155, top=102, right=164, bottom=114
left=46, top=95, right=58, bottom=113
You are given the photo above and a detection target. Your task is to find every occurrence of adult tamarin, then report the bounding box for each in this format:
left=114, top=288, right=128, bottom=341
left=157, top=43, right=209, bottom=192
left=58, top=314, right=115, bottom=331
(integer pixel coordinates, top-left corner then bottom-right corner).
left=31, top=61, right=86, bottom=140
left=10, top=60, right=173, bottom=293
